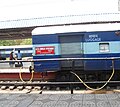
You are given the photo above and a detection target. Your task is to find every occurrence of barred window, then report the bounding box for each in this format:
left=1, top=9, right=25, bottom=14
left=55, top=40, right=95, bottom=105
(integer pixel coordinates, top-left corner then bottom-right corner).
left=99, top=43, right=109, bottom=53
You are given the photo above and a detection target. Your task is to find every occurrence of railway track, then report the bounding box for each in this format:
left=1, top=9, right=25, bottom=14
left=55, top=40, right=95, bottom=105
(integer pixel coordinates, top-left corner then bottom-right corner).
left=0, top=80, right=43, bottom=94
left=0, top=80, right=120, bottom=94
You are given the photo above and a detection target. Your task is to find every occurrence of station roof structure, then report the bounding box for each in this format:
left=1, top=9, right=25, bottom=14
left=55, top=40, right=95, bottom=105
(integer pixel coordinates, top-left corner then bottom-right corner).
left=0, top=12, right=120, bottom=40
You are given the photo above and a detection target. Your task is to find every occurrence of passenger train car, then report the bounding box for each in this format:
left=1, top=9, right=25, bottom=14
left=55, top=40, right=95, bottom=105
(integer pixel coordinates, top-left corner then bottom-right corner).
left=32, top=23, right=120, bottom=81
left=0, top=45, right=32, bottom=59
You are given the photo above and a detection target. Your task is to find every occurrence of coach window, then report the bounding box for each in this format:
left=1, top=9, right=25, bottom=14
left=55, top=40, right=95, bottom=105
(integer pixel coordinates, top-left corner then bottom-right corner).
left=99, top=43, right=109, bottom=53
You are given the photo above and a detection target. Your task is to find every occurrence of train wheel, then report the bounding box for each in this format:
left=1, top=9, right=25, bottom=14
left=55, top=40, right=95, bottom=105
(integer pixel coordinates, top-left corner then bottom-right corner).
left=56, top=73, right=70, bottom=82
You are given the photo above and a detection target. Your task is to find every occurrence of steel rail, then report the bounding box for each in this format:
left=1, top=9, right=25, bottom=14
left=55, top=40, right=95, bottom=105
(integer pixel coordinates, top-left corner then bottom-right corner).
left=0, top=81, right=120, bottom=86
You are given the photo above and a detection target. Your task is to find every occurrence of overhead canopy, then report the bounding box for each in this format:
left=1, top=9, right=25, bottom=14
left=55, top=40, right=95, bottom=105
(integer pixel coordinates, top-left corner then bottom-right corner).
left=0, top=27, right=34, bottom=40
left=0, top=13, right=120, bottom=40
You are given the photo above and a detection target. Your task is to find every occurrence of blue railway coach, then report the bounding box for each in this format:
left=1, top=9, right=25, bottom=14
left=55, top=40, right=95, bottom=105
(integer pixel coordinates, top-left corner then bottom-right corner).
left=32, top=23, right=120, bottom=75
left=0, top=45, right=32, bottom=59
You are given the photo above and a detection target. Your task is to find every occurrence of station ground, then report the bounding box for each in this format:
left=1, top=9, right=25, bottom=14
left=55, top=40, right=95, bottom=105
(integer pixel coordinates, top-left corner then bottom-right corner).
left=0, top=90, right=120, bottom=107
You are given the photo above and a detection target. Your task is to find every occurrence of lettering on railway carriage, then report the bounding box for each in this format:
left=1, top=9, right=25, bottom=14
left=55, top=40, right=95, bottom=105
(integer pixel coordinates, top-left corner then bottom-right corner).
left=85, top=34, right=101, bottom=42
left=35, top=46, right=55, bottom=55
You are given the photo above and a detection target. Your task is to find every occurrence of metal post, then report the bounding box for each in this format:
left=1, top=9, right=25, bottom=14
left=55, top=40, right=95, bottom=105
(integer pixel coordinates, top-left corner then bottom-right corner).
left=70, top=60, right=75, bottom=94
left=112, top=59, right=115, bottom=72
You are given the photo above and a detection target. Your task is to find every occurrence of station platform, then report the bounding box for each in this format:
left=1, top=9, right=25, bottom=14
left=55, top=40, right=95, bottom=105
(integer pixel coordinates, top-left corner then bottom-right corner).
left=0, top=62, right=31, bottom=73
left=0, top=68, right=29, bottom=73
left=0, top=91, right=120, bottom=107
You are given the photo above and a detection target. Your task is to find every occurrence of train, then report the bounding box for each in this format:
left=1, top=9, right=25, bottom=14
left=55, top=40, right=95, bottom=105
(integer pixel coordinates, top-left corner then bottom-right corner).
left=1, top=23, right=120, bottom=83
left=32, top=23, right=120, bottom=81
left=0, top=45, right=33, bottom=59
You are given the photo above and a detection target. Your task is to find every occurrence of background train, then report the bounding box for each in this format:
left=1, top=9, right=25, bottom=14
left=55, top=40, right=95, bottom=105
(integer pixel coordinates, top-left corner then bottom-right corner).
left=0, top=45, right=32, bottom=59
left=32, top=23, right=120, bottom=81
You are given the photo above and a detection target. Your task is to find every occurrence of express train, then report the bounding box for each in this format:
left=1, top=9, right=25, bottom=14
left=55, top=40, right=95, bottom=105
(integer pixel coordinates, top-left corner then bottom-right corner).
left=0, top=45, right=32, bottom=59
left=32, top=23, right=120, bottom=81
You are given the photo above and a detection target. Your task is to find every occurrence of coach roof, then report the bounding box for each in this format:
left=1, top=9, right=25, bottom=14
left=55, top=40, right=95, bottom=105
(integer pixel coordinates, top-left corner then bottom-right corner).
left=32, top=23, right=120, bottom=35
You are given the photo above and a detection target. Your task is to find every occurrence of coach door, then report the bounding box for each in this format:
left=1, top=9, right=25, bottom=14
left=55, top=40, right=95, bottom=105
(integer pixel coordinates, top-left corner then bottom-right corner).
left=59, top=34, right=84, bottom=70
